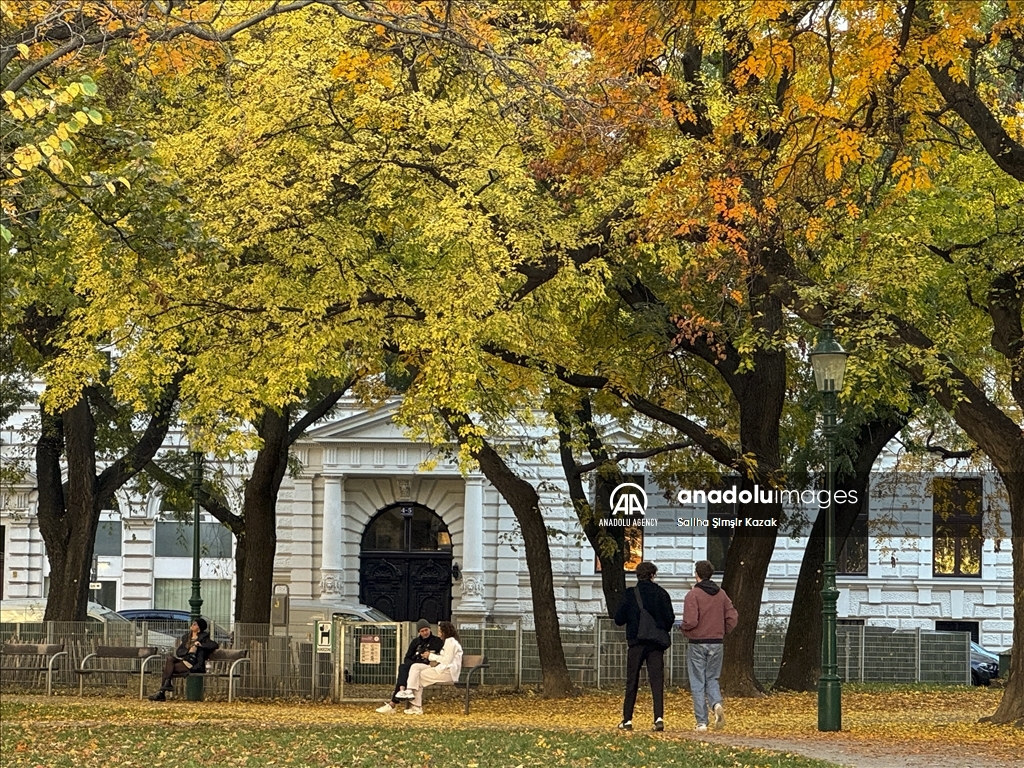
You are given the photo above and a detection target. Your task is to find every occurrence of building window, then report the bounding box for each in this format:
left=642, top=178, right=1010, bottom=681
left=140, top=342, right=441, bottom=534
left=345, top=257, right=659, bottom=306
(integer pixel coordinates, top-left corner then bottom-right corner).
left=594, top=474, right=645, bottom=572
left=705, top=477, right=741, bottom=573
left=935, top=620, right=979, bottom=644
left=94, top=520, right=123, bottom=557
left=362, top=504, right=452, bottom=552
left=932, top=478, right=982, bottom=577
left=154, top=578, right=232, bottom=627
left=837, top=510, right=868, bottom=575
left=91, top=580, right=117, bottom=610
left=155, top=521, right=232, bottom=558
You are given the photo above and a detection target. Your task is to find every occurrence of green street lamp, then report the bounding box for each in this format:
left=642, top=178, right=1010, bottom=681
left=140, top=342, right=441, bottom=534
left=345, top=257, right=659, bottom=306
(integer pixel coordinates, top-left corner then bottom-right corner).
left=187, top=448, right=205, bottom=701
left=809, top=321, right=849, bottom=732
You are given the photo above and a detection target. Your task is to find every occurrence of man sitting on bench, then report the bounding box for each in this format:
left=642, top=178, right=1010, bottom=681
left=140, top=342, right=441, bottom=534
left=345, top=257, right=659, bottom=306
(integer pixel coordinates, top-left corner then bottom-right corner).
left=149, top=618, right=219, bottom=701
left=375, top=619, right=443, bottom=713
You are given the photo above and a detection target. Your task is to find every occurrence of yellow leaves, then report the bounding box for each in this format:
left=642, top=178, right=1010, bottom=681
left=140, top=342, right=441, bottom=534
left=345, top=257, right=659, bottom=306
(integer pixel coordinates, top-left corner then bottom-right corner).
left=824, top=129, right=864, bottom=182
left=331, top=50, right=371, bottom=81
left=3, top=77, right=100, bottom=184
left=12, top=144, right=43, bottom=169
left=748, top=1, right=790, bottom=23
left=804, top=217, right=824, bottom=245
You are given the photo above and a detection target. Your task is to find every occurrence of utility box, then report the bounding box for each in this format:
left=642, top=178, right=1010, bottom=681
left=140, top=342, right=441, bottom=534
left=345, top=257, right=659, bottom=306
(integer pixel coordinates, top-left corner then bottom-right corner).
left=1000, top=652, right=1011, bottom=681
left=271, top=584, right=290, bottom=627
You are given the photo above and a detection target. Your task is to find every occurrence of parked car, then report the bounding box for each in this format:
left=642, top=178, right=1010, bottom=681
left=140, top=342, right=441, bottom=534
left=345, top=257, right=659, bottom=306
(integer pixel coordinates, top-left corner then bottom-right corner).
left=284, top=598, right=393, bottom=631
left=0, top=598, right=178, bottom=648
left=971, top=642, right=1000, bottom=686
left=116, top=609, right=232, bottom=645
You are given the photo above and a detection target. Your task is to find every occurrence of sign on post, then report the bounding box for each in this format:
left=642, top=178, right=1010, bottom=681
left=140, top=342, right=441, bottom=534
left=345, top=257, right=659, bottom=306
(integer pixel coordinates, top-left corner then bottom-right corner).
left=316, top=621, right=332, bottom=654
left=359, top=634, right=381, bottom=664
left=88, top=582, right=102, bottom=591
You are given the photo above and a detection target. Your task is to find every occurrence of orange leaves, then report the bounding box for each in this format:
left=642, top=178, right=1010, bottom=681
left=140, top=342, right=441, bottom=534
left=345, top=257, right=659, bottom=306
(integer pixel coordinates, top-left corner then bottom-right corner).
left=582, top=2, right=666, bottom=78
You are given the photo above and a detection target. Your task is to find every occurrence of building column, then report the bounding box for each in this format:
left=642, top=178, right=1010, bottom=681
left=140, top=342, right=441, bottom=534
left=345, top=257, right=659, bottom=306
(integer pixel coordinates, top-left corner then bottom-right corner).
left=285, top=477, right=315, bottom=598
left=459, top=475, right=487, bottom=613
left=320, top=475, right=345, bottom=599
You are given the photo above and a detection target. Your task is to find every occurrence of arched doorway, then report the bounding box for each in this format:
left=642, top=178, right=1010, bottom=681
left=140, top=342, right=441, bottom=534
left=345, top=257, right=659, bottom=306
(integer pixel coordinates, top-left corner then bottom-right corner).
left=358, top=503, right=453, bottom=623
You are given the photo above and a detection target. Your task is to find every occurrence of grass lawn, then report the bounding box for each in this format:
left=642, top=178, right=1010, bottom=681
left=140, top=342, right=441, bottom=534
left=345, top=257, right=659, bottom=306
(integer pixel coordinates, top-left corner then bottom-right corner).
left=2, top=704, right=831, bottom=768
left=1, top=685, right=1018, bottom=768
left=1, top=719, right=832, bottom=768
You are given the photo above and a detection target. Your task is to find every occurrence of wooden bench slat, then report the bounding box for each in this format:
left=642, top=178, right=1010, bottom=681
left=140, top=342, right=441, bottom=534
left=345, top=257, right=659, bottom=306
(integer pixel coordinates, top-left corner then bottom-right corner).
left=172, top=648, right=249, bottom=702
left=77, top=645, right=163, bottom=699
left=94, top=645, right=159, bottom=659
left=0, top=643, right=67, bottom=696
left=423, top=654, right=489, bottom=714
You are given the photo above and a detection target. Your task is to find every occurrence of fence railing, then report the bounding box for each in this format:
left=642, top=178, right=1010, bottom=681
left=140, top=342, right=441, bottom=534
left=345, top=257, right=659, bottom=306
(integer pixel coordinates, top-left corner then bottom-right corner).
left=1, top=619, right=972, bottom=698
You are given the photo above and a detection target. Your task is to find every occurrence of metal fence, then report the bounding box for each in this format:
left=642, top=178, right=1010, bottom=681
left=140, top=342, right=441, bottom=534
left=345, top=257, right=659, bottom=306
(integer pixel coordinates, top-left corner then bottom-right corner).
left=1, top=619, right=972, bottom=699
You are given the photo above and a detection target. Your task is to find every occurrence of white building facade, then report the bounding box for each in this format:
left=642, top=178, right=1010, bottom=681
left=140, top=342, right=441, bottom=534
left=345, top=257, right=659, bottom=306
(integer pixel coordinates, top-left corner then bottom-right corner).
left=1, top=404, right=1014, bottom=650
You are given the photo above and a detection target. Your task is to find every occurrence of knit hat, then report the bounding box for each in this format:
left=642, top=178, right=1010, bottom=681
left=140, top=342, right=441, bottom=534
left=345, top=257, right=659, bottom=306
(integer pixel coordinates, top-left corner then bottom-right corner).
left=416, top=619, right=430, bottom=631
left=196, top=617, right=209, bottom=632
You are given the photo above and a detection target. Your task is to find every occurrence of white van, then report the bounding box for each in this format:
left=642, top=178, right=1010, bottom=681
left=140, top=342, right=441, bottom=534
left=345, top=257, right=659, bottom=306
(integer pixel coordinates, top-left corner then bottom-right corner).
left=0, top=598, right=177, bottom=648
left=283, top=598, right=393, bottom=639
left=1, top=597, right=121, bottom=623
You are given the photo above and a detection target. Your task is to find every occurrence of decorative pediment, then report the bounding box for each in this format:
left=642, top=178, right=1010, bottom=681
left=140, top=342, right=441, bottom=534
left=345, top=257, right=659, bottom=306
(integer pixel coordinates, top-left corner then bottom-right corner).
left=303, top=401, right=408, bottom=444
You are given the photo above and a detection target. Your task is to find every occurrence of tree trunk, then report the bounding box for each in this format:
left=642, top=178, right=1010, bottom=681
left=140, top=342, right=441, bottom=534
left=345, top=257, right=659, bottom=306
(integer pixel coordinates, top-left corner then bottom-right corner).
left=38, top=383, right=179, bottom=621
left=720, top=521, right=776, bottom=697
left=235, top=407, right=291, bottom=623
left=720, top=271, right=787, bottom=697
left=556, top=419, right=627, bottom=616
left=988, top=468, right=1024, bottom=724
left=774, top=515, right=825, bottom=692
left=915, top=368, right=1024, bottom=723
left=774, top=413, right=905, bottom=691
left=448, top=412, right=574, bottom=697
left=38, top=399, right=98, bottom=621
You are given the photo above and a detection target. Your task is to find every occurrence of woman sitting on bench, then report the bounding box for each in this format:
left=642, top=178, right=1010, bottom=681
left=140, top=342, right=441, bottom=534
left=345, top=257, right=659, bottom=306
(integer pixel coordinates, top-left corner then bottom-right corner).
left=148, top=618, right=219, bottom=701
left=395, top=621, right=463, bottom=715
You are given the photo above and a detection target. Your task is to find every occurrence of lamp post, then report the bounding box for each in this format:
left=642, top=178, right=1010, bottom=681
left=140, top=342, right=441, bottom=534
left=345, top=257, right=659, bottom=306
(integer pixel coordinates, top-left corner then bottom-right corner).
left=186, top=448, right=205, bottom=701
left=809, top=321, right=849, bottom=732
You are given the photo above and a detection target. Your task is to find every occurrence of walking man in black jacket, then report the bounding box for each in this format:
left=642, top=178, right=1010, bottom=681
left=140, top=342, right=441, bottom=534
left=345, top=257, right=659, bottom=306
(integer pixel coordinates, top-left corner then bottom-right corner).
left=614, top=561, right=676, bottom=731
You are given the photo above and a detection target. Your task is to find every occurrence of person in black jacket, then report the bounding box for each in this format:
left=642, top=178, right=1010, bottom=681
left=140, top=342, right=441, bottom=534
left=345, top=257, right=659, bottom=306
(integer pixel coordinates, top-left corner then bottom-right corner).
left=375, top=619, right=444, bottom=713
left=614, top=561, right=675, bottom=731
left=148, top=617, right=219, bottom=701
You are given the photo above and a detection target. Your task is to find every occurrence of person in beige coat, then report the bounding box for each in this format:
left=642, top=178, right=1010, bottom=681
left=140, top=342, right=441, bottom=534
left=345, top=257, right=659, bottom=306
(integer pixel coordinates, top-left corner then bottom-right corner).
left=394, top=621, right=463, bottom=715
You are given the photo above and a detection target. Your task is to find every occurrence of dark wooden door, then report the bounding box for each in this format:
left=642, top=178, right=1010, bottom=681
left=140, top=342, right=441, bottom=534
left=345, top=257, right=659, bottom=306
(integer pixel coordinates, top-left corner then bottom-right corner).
left=359, top=503, right=453, bottom=623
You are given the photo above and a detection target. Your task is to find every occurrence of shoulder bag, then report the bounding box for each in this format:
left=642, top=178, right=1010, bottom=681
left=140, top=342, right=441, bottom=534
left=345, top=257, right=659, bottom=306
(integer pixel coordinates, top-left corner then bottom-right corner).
left=634, top=587, right=671, bottom=650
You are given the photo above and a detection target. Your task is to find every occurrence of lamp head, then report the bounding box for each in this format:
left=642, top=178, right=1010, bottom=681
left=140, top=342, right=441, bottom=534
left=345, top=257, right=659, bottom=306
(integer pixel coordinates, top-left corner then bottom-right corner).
left=809, top=321, right=849, bottom=394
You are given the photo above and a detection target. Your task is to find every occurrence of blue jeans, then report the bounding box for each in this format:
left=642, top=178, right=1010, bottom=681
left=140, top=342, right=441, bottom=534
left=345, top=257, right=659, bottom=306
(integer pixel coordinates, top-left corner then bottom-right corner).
left=687, top=642, right=724, bottom=725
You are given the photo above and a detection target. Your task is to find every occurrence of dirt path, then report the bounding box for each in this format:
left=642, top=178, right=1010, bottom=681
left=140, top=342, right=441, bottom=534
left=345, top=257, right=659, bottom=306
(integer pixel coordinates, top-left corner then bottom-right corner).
left=697, top=732, right=1013, bottom=768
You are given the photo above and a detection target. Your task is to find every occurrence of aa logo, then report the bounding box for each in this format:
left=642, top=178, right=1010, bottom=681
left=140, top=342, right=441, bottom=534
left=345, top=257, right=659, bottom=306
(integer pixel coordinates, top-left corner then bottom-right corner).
left=610, top=483, right=647, bottom=517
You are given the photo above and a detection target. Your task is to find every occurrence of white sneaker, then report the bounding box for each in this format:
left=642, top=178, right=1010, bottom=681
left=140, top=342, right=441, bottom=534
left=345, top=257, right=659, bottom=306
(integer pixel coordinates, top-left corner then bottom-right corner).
left=713, top=702, right=725, bottom=728
left=395, top=690, right=415, bottom=700
left=375, top=703, right=395, bottom=714
left=695, top=723, right=708, bottom=733
left=404, top=705, right=423, bottom=715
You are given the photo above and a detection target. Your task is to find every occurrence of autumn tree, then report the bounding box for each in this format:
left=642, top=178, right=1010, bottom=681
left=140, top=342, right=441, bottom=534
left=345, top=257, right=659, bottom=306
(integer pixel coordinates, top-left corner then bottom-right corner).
left=1, top=0, right=317, bottom=621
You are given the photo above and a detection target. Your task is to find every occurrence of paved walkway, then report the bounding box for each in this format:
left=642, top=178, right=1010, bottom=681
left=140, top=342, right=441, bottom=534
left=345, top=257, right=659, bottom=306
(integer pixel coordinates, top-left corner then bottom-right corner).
left=697, top=733, right=1012, bottom=768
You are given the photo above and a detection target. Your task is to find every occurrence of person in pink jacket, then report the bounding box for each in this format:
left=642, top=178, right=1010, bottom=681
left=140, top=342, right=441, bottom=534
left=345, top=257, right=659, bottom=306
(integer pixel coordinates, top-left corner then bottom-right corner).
left=681, top=560, right=738, bottom=732
left=395, top=621, right=463, bottom=715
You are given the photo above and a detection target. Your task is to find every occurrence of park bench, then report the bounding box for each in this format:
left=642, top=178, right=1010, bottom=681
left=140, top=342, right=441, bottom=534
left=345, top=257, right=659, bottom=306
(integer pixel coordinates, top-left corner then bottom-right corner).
left=424, top=654, right=488, bottom=714
left=171, top=648, right=250, bottom=702
left=77, top=645, right=162, bottom=698
left=0, top=643, right=68, bottom=696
